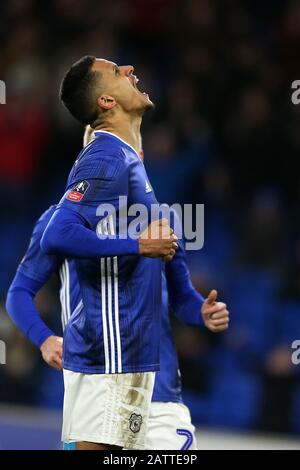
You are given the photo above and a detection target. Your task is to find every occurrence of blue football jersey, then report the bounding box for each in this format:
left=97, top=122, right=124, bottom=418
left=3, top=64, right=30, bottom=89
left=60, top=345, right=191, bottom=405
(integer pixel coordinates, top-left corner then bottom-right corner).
left=152, top=270, right=182, bottom=402
left=18, top=206, right=60, bottom=284
left=17, top=206, right=82, bottom=331
left=19, top=205, right=184, bottom=402
left=55, top=131, right=163, bottom=374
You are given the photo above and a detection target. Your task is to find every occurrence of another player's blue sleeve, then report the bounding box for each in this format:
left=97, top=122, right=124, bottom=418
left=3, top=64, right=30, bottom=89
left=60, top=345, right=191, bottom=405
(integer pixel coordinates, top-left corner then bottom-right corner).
left=41, top=154, right=139, bottom=258
left=166, top=240, right=205, bottom=327
left=6, top=272, right=55, bottom=348
left=6, top=208, right=59, bottom=347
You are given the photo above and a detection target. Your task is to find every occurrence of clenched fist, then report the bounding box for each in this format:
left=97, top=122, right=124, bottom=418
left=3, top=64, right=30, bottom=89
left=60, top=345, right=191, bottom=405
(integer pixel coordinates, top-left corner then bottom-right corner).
left=40, top=336, right=63, bottom=370
left=139, top=218, right=178, bottom=262
left=201, top=289, right=229, bottom=333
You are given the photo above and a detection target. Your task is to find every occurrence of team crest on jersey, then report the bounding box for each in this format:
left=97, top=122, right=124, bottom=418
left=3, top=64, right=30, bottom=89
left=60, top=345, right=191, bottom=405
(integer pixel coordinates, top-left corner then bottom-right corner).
left=129, top=413, right=143, bottom=433
left=66, top=180, right=89, bottom=202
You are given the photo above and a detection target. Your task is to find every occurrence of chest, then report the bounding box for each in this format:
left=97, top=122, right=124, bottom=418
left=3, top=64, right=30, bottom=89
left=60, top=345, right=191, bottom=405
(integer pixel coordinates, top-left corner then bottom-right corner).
left=128, top=159, right=157, bottom=209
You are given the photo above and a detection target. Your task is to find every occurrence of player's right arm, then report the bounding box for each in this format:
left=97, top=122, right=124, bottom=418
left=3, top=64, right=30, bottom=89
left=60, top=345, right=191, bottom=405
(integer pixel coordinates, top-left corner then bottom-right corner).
left=41, top=154, right=176, bottom=260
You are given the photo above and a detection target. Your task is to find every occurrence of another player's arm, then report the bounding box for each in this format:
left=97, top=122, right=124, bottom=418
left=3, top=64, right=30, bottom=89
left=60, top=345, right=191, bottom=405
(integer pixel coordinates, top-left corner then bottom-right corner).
left=6, top=273, right=63, bottom=370
left=6, top=213, right=63, bottom=370
left=166, top=240, right=229, bottom=333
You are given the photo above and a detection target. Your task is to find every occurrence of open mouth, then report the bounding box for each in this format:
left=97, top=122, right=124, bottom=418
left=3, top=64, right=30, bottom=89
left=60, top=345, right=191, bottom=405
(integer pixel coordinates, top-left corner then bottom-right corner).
left=131, top=76, right=148, bottom=96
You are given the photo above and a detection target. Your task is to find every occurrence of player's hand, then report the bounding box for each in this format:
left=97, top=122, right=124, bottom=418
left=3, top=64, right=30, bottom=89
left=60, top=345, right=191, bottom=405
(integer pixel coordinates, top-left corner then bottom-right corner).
left=40, top=336, right=63, bottom=371
left=139, top=219, right=178, bottom=262
left=201, top=290, right=229, bottom=333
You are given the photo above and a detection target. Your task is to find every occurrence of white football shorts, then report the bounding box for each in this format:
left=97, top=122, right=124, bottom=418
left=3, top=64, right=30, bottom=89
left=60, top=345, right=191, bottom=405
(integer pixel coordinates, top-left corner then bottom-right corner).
left=62, top=369, right=155, bottom=450
left=145, top=402, right=198, bottom=450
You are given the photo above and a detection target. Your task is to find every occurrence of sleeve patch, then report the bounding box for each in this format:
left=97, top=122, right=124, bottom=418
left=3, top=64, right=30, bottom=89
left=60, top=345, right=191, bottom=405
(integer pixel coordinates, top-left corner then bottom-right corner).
left=66, top=180, right=90, bottom=202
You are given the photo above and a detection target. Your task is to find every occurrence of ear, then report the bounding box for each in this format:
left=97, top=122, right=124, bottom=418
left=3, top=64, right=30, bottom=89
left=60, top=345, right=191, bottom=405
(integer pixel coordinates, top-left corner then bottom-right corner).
left=97, top=95, right=116, bottom=110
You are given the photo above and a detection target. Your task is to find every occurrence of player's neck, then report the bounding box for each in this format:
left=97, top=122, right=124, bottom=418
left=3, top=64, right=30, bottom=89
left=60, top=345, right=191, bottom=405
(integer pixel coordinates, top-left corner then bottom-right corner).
left=95, top=115, right=142, bottom=155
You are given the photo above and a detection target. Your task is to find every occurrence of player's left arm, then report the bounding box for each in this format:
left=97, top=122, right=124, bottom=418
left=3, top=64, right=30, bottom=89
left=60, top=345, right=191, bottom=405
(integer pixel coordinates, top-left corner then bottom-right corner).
left=6, top=209, right=63, bottom=369
left=166, top=241, right=229, bottom=333
left=6, top=272, right=63, bottom=370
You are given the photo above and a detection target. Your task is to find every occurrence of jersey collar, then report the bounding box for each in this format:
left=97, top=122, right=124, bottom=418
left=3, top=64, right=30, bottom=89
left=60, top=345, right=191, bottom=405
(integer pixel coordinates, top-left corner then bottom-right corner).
left=94, top=130, right=140, bottom=159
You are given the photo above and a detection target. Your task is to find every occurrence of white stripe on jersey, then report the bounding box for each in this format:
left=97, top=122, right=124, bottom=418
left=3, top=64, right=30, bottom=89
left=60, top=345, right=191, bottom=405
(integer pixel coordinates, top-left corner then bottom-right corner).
left=59, top=265, right=65, bottom=329
left=113, top=256, right=122, bottom=373
left=71, top=299, right=84, bottom=319
left=98, top=214, right=122, bottom=373
left=65, top=260, right=71, bottom=325
left=108, top=214, right=122, bottom=373
left=59, top=262, right=68, bottom=330
left=100, top=257, right=110, bottom=373
left=106, top=257, right=116, bottom=373
left=59, top=260, right=74, bottom=331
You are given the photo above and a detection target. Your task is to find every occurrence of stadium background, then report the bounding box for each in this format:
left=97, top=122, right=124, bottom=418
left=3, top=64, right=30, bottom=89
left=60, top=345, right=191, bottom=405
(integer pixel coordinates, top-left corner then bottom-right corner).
left=1, top=0, right=300, bottom=449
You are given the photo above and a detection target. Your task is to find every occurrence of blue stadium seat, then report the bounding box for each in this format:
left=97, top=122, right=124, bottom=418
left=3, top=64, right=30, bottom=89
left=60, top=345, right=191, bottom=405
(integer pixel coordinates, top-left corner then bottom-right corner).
left=208, top=372, right=263, bottom=430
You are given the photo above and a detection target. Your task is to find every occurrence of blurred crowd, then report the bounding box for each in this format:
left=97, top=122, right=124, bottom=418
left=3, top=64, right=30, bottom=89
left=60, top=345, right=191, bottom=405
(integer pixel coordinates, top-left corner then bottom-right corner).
left=1, top=0, right=300, bottom=434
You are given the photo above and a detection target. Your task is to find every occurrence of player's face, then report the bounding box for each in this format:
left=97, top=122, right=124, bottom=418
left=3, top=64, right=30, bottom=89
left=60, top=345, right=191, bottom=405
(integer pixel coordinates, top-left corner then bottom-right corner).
left=92, top=59, right=154, bottom=113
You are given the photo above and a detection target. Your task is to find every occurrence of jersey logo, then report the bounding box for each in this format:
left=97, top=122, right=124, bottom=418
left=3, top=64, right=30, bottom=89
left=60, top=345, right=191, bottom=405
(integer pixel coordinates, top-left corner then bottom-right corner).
left=66, top=180, right=89, bottom=202
left=145, top=180, right=152, bottom=193
left=129, top=413, right=143, bottom=433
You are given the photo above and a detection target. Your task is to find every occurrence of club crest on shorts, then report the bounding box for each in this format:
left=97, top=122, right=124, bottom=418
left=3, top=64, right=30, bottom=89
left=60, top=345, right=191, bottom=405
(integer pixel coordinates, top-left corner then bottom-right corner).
left=129, top=413, right=143, bottom=433
left=66, top=180, right=89, bottom=202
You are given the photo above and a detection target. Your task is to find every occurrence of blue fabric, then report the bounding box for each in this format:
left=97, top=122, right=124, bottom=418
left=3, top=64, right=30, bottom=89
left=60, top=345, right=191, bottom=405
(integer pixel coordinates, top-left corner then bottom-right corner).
left=6, top=273, right=55, bottom=348
left=152, top=242, right=205, bottom=403
left=152, top=270, right=183, bottom=402
left=6, top=200, right=206, bottom=403
left=6, top=206, right=60, bottom=348
left=6, top=206, right=81, bottom=348
left=42, top=132, right=163, bottom=374
left=6, top=131, right=207, bottom=399
left=40, top=206, right=139, bottom=258
left=166, top=240, right=205, bottom=327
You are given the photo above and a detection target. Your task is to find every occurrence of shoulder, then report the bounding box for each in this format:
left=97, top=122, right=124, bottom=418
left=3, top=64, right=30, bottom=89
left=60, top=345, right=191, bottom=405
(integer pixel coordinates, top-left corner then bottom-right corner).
left=70, top=137, right=129, bottom=184
left=32, top=205, right=57, bottom=239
